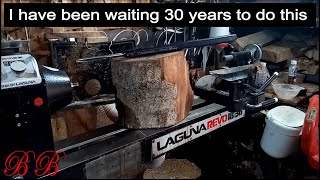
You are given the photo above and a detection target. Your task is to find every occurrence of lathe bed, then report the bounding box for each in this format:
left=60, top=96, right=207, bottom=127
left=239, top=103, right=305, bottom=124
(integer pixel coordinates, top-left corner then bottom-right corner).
left=50, top=98, right=245, bottom=179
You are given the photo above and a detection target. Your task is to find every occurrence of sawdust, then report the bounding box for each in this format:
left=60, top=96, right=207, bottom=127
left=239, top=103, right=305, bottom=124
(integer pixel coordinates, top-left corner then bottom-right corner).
left=96, top=104, right=117, bottom=128
left=143, top=159, right=201, bottom=179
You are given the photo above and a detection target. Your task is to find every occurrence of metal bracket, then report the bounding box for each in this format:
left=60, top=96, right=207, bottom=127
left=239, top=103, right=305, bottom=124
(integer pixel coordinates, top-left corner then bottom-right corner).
left=1, top=40, right=29, bottom=50
left=85, top=143, right=143, bottom=179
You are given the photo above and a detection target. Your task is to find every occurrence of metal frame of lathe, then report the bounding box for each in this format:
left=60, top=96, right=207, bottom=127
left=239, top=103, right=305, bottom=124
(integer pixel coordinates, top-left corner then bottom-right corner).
left=43, top=97, right=245, bottom=179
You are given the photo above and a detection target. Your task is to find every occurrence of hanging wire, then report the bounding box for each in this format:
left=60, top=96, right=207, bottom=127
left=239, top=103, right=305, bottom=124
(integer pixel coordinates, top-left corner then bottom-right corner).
left=112, top=29, right=140, bottom=45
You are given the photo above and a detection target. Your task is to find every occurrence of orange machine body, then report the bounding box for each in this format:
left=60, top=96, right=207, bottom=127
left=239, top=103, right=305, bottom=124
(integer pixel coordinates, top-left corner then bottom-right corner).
left=301, top=95, right=319, bottom=170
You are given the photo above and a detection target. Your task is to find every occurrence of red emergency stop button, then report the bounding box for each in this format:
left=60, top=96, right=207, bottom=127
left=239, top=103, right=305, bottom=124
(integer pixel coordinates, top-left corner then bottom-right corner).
left=34, top=97, right=43, bottom=106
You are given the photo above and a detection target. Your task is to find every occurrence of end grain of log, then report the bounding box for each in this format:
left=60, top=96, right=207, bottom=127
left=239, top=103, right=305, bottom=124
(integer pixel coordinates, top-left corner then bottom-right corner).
left=111, top=51, right=194, bottom=129
left=85, top=79, right=101, bottom=96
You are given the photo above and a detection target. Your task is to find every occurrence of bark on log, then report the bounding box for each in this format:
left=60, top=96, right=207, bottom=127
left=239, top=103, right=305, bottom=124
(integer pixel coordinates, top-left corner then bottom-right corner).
left=111, top=50, right=194, bottom=129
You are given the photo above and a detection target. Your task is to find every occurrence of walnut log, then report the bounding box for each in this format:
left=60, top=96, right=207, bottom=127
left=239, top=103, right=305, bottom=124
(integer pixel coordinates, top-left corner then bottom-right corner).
left=111, top=50, right=194, bottom=129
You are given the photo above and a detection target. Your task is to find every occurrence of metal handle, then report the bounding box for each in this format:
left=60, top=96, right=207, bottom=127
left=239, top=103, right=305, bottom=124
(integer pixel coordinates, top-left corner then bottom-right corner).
left=71, top=82, right=79, bottom=88
left=243, top=44, right=262, bottom=63
left=259, top=72, right=279, bottom=92
left=246, top=98, right=278, bottom=110
left=222, top=51, right=252, bottom=62
left=222, top=43, right=262, bottom=64
left=260, top=98, right=279, bottom=107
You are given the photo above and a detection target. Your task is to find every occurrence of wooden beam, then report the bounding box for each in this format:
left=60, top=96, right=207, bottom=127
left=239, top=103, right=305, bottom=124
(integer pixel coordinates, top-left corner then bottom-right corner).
left=232, top=30, right=283, bottom=51
left=81, top=27, right=125, bottom=31
left=51, top=104, right=117, bottom=141
left=45, top=31, right=108, bottom=39
left=45, top=27, right=82, bottom=33
left=261, top=41, right=315, bottom=63
left=313, top=49, right=319, bottom=61
left=32, top=50, right=50, bottom=56
left=45, top=27, right=126, bottom=34
left=135, top=0, right=150, bottom=2
left=87, top=37, right=108, bottom=43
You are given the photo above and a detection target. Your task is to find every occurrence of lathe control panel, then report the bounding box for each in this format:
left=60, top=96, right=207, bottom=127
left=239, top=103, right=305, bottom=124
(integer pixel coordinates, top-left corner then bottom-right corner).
left=1, top=54, right=42, bottom=90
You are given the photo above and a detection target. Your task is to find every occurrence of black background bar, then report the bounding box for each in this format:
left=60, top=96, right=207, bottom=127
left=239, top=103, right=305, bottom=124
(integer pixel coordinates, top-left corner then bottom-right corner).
left=4, top=3, right=317, bottom=27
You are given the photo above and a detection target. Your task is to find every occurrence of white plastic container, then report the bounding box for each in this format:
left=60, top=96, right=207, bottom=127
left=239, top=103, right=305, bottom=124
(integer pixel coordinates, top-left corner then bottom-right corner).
left=273, top=83, right=303, bottom=100
left=260, top=106, right=305, bottom=158
left=209, top=27, right=230, bottom=37
left=209, top=27, right=230, bottom=50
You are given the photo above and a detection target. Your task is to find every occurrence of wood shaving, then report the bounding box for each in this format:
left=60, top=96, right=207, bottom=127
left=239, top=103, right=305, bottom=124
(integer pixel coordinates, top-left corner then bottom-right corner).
left=143, top=159, right=201, bottom=179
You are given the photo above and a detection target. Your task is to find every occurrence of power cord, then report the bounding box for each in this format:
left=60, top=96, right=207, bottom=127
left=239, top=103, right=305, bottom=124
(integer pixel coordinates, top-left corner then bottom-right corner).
left=156, top=28, right=184, bottom=46
left=112, top=29, right=141, bottom=46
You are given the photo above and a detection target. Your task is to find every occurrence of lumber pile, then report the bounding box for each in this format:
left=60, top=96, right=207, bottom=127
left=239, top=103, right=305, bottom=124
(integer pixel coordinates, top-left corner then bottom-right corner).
left=305, top=48, right=319, bottom=61
left=261, top=33, right=317, bottom=64
left=1, top=27, right=51, bottom=65
left=232, top=30, right=283, bottom=51
left=292, top=57, right=319, bottom=75
left=51, top=103, right=117, bottom=141
left=235, top=30, right=319, bottom=76
left=305, top=40, right=319, bottom=61
left=111, top=51, right=194, bottom=129
left=45, top=27, right=127, bottom=43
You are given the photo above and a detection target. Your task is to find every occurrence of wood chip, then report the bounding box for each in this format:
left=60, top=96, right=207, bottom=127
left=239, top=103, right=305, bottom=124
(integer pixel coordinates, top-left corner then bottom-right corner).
left=143, top=159, right=201, bottom=179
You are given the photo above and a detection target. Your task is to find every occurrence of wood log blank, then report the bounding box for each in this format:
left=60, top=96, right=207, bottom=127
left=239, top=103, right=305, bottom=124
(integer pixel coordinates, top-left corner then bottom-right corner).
left=111, top=51, right=194, bottom=129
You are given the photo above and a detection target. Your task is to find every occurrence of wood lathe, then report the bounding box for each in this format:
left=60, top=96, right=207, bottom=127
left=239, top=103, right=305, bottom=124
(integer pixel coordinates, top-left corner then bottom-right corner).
left=1, top=34, right=278, bottom=179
